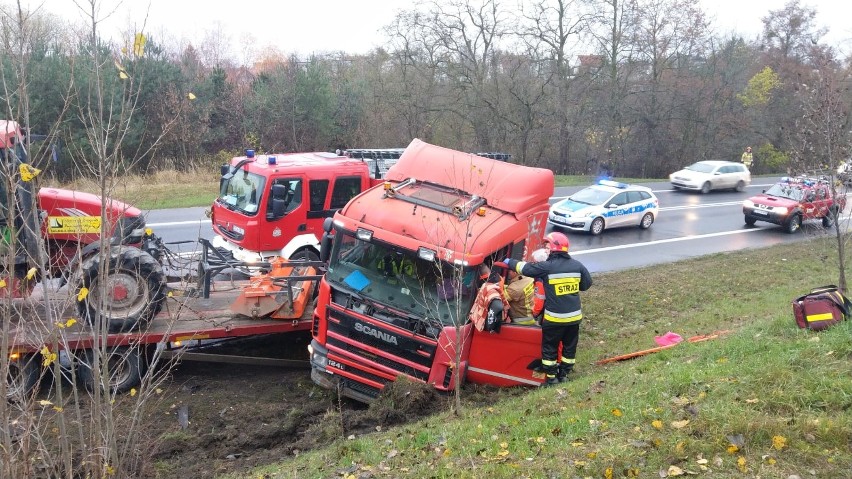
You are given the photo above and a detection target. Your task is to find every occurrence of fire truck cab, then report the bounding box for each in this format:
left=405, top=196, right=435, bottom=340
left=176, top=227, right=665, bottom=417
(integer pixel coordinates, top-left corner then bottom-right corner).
left=308, top=139, right=554, bottom=403
left=210, top=150, right=381, bottom=263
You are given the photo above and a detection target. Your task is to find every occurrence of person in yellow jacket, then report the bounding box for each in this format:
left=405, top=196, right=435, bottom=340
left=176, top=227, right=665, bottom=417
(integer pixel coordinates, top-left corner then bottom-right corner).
left=741, top=146, right=753, bottom=168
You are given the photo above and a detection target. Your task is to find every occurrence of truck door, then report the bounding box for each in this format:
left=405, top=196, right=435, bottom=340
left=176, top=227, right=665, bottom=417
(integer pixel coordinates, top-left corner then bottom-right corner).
left=262, top=177, right=306, bottom=248
left=466, top=324, right=544, bottom=387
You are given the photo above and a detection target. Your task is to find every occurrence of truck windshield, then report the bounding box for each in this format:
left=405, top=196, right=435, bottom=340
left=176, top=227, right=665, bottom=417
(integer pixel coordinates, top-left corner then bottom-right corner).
left=325, top=229, right=477, bottom=327
left=218, top=171, right=266, bottom=215
left=764, top=183, right=805, bottom=201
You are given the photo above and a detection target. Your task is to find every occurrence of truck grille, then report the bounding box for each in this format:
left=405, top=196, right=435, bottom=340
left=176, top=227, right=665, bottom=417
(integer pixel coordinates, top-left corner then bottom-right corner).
left=326, top=306, right=436, bottom=383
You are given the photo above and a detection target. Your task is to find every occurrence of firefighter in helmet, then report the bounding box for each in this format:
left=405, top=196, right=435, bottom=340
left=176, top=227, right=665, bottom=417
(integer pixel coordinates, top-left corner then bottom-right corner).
left=504, top=232, right=593, bottom=386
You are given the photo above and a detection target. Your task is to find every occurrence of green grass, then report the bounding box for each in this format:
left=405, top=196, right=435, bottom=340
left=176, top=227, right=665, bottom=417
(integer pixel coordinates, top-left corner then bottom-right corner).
left=227, top=237, right=852, bottom=478
left=554, top=175, right=666, bottom=187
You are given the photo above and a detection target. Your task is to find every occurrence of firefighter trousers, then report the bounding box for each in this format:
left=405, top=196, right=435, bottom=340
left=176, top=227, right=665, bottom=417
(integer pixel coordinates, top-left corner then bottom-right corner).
left=541, top=320, right=580, bottom=371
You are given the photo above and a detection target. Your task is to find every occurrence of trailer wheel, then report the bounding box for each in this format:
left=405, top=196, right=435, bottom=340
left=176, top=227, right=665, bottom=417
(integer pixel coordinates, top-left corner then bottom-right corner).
left=78, top=346, right=145, bottom=394
left=6, top=353, right=41, bottom=401
left=77, top=246, right=165, bottom=333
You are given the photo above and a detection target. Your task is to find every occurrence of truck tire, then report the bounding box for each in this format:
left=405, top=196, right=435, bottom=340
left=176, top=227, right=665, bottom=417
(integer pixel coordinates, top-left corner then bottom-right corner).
left=6, top=353, right=41, bottom=401
left=822, top=207, right=838, bottom=228
left=77, top=246, right=165, bottom=333
left=77, top=346, right=145, bottom=394
left=784, top=214, right=802, bottom=234
left=744, top=215, right=757, bottom=226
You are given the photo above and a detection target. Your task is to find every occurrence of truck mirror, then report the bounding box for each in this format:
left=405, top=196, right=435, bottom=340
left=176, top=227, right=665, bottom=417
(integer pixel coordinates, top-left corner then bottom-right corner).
left=272, top=183, right=288, bottom=199
left=322, top=216, right=334, bottom=233
left=271, top=197, right=286, bottom=217
left=320, top=231, right=334, bottom=263
left=220, top=164, right=229, bottom=176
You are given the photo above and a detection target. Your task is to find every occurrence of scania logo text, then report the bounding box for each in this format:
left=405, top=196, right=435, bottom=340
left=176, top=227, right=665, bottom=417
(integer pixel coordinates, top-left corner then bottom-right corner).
left=354, top=322, right=399, bottom=345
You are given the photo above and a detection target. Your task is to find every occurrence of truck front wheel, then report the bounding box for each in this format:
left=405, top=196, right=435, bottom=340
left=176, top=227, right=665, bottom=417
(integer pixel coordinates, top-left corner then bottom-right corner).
left=77, top=246, right=165, bottom=333
left=784, top=214, right=802, bottom=234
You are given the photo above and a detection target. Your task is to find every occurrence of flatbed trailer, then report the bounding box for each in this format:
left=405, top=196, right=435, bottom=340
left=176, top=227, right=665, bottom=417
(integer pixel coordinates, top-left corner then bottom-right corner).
left=5, top=249, right=322, bottom=399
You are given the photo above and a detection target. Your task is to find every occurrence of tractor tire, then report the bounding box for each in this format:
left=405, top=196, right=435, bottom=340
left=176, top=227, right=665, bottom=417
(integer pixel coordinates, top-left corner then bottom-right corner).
left=77, top=346, right=145, bottom=394
left=5, top=353, right=41, bottom=401
left=76, top=246, right=165, bottom=333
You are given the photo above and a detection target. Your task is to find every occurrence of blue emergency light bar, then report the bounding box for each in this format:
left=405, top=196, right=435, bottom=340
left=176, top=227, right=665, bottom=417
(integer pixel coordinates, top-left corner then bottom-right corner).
left=598, top=179, right=628, bottom=188
left=246, top=149, right=255, bottom=158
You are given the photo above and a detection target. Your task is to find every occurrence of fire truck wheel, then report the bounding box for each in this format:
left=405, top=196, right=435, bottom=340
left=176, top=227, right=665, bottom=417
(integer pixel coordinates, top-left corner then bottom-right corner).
left=822, top=207, right=838, bottom=228
left=6, top=353, right=41, bottom=401
left=784, top=214, right=802, bottom=234
left=291, top=248, right=320, bottom=262
left=78, top=346, right=145, bottom=394
left=77, top=246, right=166, bottom=333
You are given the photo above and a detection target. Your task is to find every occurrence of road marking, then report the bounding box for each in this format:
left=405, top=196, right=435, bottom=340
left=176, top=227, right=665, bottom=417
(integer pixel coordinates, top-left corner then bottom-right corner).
left=148, top=219, right=210, bottom=227
left=551, top=182, right=776, bottom=201
left=570, top=228, right=765, bottom=256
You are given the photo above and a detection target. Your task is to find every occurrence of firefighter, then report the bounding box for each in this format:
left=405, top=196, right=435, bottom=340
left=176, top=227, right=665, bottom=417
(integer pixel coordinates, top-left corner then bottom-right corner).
left=504, top=232, right=592, bottom=386
left=377, top=252, right=415, bottom=277
left=503, top=268, right=536, bottom=325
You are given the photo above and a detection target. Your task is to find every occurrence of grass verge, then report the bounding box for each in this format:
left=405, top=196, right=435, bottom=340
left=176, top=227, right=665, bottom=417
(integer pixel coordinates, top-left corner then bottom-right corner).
left=232, top=236, right=852, bottom=479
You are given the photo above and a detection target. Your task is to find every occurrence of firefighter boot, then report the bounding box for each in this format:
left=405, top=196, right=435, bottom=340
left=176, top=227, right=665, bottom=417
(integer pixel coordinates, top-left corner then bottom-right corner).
left=556, top=364, right=573, bottom=383
left=542, top=364, right=559, bottom=387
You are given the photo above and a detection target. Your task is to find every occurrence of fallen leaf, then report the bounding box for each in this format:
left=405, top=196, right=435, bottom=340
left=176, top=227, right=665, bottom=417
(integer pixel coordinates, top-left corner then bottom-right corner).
left=667, top=465, right=684, bottom=476
left=612, top=408, right=623, bottom=417
left=772, top=435, right=787, bottom=450
left=736, top=456, right=747, bottom=472
left=652, top=420, right=664, bottom=430
left=745, top=398, right=759, bottom=404
left=670, top=419, right=690, bottom=429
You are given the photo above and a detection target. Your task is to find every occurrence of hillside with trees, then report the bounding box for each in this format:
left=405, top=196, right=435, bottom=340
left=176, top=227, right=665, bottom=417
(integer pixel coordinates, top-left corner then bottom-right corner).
left=2, top=0, right=848, bottom=180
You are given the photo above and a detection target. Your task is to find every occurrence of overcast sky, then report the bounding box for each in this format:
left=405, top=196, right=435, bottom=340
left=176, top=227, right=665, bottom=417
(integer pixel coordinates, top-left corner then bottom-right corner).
left=35, top=0, right=852, bottom=60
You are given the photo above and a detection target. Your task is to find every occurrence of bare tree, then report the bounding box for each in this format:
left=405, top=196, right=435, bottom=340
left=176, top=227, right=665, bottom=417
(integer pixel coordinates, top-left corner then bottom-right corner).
left=787, top=47, right=851, bottom=291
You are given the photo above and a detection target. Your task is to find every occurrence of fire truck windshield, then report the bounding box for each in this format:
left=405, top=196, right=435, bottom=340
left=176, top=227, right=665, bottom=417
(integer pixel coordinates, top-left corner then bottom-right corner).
left=218, top=171, right=266, bottom=215
left=325, top=230, right=477, bottom=327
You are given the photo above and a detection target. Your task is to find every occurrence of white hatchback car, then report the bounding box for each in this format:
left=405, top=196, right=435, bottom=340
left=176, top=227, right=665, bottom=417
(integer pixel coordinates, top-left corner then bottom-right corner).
left=548, top=180, right=659, bottom=235
left=669, top=160, right=751, bottom=193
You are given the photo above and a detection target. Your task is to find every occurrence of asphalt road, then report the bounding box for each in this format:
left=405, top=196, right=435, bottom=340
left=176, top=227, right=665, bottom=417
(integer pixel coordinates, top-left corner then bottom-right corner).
left=144, top=176, right=841, bottom=274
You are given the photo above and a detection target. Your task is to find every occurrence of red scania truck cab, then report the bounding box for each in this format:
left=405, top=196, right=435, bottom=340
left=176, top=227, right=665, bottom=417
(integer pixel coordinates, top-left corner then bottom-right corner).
left=308, top=139, right=555, bottom=403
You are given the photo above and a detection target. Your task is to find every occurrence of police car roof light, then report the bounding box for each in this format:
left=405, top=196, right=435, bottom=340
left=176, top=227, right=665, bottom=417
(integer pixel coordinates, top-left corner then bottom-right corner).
left=246, top=149, right=255, bottom=158
left=598, top=179, right=628, bottom=188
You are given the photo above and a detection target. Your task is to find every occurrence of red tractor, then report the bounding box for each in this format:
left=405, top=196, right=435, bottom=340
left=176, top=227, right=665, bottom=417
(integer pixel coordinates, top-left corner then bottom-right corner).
left=1, top=120, right=164, bottom=332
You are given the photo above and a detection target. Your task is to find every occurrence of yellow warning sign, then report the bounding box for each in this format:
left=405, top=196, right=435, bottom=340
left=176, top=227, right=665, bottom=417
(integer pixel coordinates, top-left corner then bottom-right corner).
left=47, top=216, right=102, bottom=234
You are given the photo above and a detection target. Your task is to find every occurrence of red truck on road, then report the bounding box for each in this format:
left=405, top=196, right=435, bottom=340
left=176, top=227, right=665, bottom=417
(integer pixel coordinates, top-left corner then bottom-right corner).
left=742, top=176, right=846, bottom=233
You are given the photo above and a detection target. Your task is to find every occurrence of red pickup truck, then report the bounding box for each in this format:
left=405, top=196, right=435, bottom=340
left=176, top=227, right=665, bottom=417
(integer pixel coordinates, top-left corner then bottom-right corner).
left=742, top=176, right=846, bottom=233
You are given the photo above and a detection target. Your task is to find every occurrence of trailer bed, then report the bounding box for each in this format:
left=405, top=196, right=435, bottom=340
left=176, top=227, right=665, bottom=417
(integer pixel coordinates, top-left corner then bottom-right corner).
left=8, top=280, right=315, bottom=354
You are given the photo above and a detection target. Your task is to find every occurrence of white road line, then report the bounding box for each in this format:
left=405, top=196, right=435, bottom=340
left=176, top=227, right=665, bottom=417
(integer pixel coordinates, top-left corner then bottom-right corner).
left=570, top=228, right=765, bottom=255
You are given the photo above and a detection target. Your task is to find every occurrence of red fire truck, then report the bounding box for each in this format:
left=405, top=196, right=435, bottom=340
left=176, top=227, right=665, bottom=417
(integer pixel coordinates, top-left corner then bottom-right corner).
left=209, top=149, right=390, bottom=264
left=308, top=139, right=554, bottom=403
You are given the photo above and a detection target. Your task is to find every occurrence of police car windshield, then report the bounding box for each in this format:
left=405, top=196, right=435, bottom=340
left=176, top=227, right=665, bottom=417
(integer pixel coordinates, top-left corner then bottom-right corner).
left=325, top=230, right=476, bottom=327
left=570, top=186, right=616, bottom=206
left=764, top=183, right=805, bottom=201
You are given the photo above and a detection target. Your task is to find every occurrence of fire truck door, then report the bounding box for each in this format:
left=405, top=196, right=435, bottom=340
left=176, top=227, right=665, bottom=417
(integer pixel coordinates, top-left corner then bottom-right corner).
left=466, top=324, right=545, bottom=387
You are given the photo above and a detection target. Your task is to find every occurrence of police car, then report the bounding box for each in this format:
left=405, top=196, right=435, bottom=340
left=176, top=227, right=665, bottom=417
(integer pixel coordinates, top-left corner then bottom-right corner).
left=548, top=180, right=660, bottom=235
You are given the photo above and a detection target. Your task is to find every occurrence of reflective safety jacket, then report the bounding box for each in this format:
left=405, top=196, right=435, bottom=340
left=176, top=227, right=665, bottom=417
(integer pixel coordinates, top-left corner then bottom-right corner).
left=506, top=253, right=592, bottom=323
left=532, top=279, right=545, bottom=317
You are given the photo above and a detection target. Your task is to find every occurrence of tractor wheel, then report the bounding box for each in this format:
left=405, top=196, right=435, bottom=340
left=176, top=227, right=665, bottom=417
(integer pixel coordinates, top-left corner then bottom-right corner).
left=76, top=246, right=165, bottom=333
left=77, top=346, right=145, bottom=394
left=5, top=353, right=41, bottom=401
left=291, top=248, right=320, bottom=262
